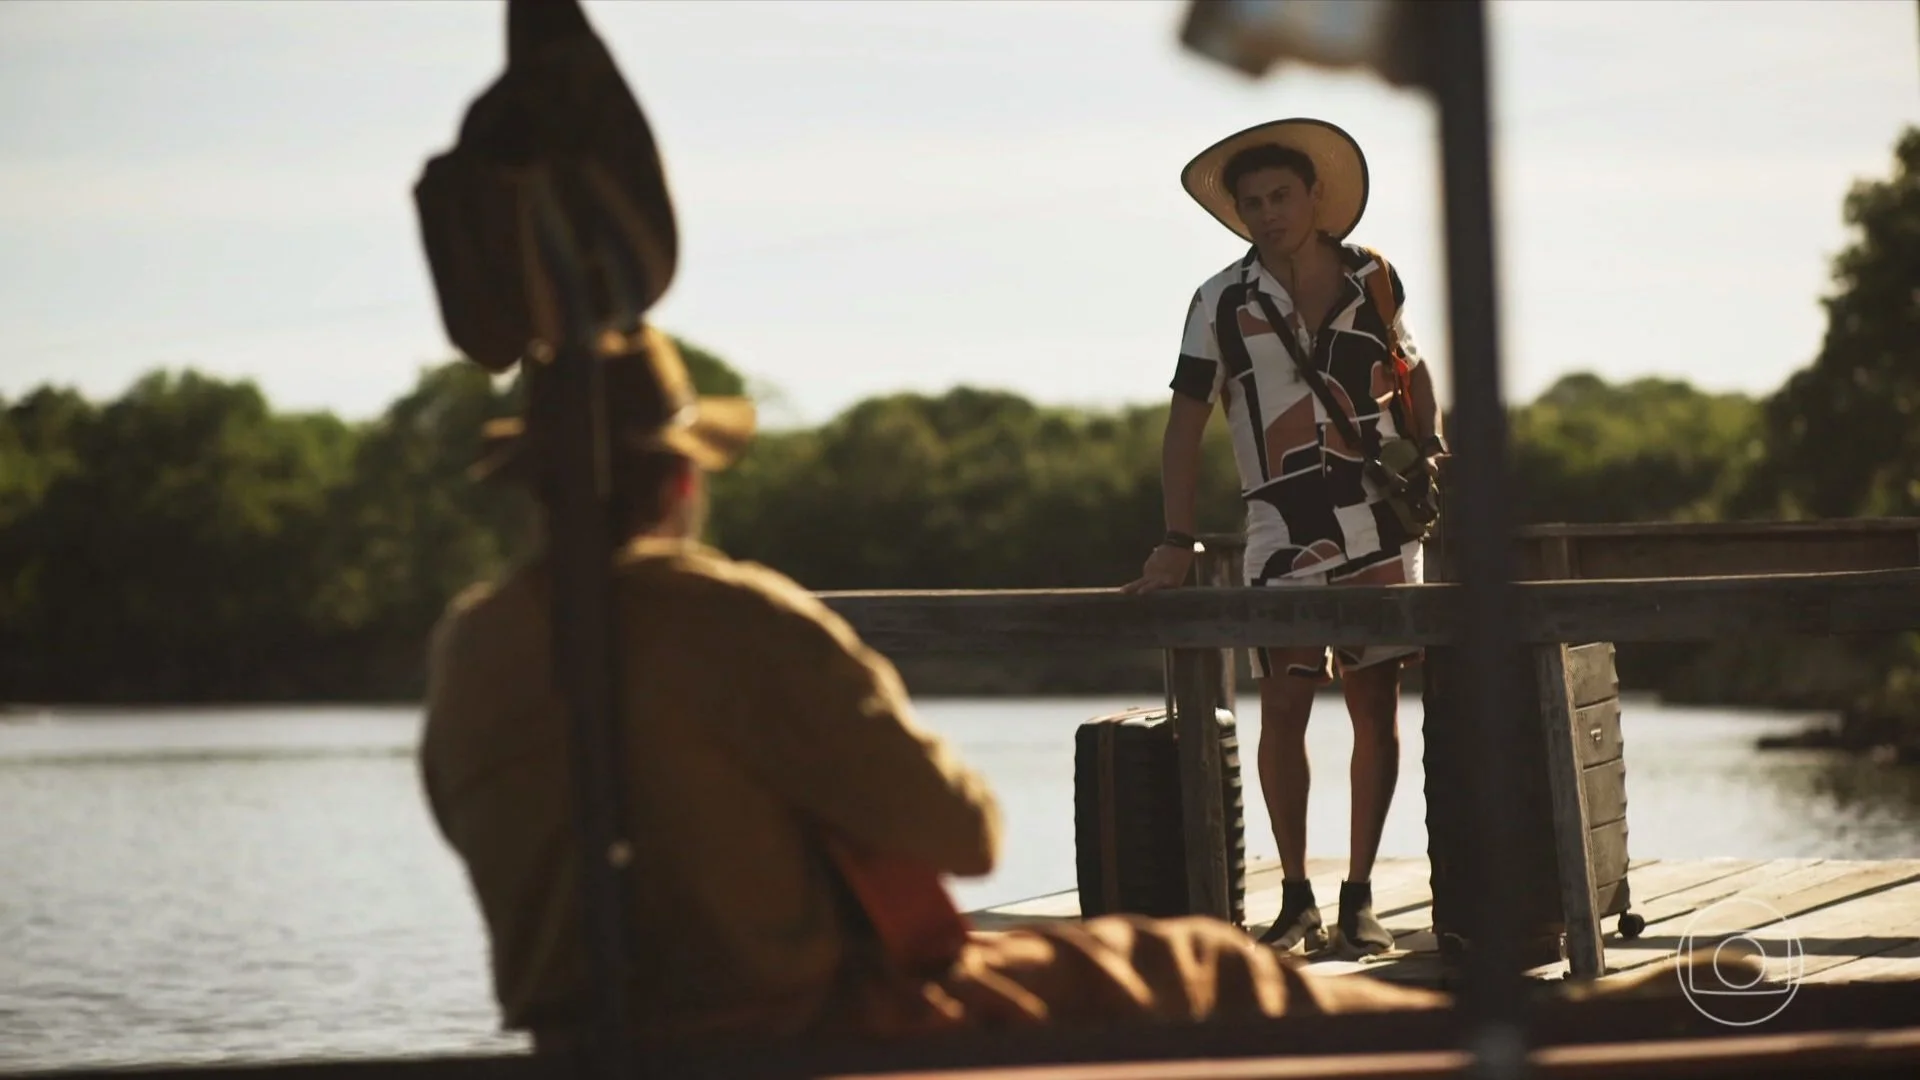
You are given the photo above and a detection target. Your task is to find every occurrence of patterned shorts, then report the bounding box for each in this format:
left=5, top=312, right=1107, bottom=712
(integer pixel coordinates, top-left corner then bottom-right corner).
left=1248, top=540, right=1424, bottom=683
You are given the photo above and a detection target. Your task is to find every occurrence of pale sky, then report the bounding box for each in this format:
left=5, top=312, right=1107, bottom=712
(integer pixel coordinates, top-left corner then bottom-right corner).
left=1, top=0, right=1915, bottom=428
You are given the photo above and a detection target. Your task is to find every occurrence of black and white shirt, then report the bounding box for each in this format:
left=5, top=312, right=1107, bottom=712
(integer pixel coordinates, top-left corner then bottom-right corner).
left=1171, top=243, right=1428, bottom=586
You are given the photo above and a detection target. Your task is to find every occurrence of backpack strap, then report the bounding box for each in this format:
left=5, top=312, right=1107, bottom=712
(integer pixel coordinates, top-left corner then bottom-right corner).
left=1355, top=246, right=1423, bottom=440
left=1356, top=246, right=1403, bottom=358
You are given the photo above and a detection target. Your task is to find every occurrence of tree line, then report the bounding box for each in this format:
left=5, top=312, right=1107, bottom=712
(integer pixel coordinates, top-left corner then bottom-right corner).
left=2, top=128, right=1914, bottom=725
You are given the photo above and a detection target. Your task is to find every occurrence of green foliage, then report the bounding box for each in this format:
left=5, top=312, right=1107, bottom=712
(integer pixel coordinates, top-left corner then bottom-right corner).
left=0, top=340, right=745, bottom=702
left=1, top=373, right=358, bottom=698
left=1737, top=126, right=1920, bottom=728
left=0, top=128, right=1913, bottom=707
left=711, top=387, right=1240, bottom=590
left=314, top=363, right=524, bottom=636
left=1509, top=373, right=1764, bottom=524
left=0, top=355, right=1766, bottom=702
left=1742, top=127, right=1920, bottom=520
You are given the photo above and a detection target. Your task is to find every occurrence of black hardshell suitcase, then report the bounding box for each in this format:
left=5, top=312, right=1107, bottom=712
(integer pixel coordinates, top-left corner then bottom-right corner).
left=1073, top=705, right=1246, bottom=925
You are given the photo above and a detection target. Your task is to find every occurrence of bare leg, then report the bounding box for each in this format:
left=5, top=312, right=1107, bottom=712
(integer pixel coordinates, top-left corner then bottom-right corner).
left=1257, top=649, right=1322, bottom=882
left=1342, top=660, right=1402, bottom=885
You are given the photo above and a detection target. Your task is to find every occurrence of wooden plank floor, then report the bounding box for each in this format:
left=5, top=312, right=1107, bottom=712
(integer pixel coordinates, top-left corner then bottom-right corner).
left=971, top=857, right=1920, bottom=987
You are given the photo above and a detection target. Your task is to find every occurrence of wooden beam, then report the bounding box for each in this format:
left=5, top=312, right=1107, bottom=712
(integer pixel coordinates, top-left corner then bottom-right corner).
left=1193, top=546, right=1240, bottom=720
left=841, top=1028, right=1920, bottom=1079
left=1169, top=545, right=1241, bottom=924
left=818, top=568, right=1920, bottom=655
left=28, top=1006, right=1920, bottom=1080
left=1396, top=519, right=1920, bottom=582
left=1527, top=531, right=1920, bottom=582
left=1169, top=647, right=1231, bottom=922
left=1517, top=519, right=1920, bottom=540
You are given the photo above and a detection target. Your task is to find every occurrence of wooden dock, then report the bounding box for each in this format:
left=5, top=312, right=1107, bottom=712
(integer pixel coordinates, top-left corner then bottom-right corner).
left=973, top=856, right=1920, bottom=988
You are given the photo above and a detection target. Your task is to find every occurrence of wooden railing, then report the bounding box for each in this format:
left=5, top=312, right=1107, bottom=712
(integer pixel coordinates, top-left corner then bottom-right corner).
left=819, top=565, right=1920, bottom=653
left=817, top=519, right=1920, bottom=939
left=819, top=519, right=1920, bottom=654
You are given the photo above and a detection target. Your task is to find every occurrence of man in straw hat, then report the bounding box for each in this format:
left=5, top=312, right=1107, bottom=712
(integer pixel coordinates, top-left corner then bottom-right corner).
left=1125, top=119, right=1446, bottom=960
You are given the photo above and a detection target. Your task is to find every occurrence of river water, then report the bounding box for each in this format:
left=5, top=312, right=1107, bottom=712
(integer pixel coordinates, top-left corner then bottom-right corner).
left=4, top=696, right=1918, bottom=1073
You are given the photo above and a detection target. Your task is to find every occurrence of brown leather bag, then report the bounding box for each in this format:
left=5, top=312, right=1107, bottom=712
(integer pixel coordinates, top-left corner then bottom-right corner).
left=412, top=0, right=679, bottom=372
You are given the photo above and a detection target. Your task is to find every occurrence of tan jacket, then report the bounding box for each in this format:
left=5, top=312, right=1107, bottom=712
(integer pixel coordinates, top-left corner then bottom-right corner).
left=419, top=538, right=1001, bottom=1040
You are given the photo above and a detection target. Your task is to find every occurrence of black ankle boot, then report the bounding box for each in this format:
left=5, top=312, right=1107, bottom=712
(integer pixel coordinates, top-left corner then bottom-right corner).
left=1257, top=879, right=1326, bottom=952
left=1336, top=879, right=1394, bottom=955
left=1281, top=879, right=1316, bottom=921
left=1338, top=880, right=1370, bottom=931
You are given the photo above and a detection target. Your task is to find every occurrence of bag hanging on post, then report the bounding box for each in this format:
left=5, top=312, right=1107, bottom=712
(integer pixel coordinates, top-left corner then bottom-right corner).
left=413, top=5, right=679, bottom=373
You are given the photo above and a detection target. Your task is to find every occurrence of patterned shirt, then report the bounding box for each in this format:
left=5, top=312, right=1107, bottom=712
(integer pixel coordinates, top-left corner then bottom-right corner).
left=1171, top=243, right=1427, bottom=585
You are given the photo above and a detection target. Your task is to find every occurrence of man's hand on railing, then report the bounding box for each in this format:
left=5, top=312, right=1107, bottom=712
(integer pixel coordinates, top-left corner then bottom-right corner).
left=1122, top=544, right=1196, bottom=595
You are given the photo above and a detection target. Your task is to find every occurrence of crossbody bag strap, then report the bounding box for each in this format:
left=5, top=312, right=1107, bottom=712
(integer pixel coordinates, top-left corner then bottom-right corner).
left=1246, top=287, right=1375, bottom=458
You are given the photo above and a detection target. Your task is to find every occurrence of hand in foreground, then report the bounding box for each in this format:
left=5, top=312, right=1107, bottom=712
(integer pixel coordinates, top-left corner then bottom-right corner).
left=1121, top=544, right=1195, bottom=595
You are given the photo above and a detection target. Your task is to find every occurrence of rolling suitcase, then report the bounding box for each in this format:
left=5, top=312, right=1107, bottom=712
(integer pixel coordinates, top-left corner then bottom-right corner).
left=1073, top=705, right=1246, bottom=925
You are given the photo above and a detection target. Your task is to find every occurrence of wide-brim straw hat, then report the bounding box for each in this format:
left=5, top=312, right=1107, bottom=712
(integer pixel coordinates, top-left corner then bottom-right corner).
left=471, top=325, right=756, bottom=485
left=1181, top=118, right=1370, bottom=243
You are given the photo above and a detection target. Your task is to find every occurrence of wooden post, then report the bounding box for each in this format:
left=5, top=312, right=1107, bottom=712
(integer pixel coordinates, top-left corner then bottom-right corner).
left=1195, top=537, right=1244, bottom=714
left=520, top=175, right=640, bottom=1080
left=1536, top=643, right=1605, bottom=979
left=1168, top=541, right=1240, bottom=923
left=1425, top=477, right=1572, bottom=974
left=1542, top=534, right=1578, bottom=582
left=1170, top=647, right=1230, bottom=921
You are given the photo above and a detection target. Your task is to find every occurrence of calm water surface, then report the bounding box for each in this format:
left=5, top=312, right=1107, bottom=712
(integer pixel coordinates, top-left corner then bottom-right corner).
left=4, top=697, right=1918, bottom=1072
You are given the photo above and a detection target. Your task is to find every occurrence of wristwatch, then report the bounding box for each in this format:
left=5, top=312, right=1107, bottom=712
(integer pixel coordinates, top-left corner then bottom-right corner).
left=1419, top=435, right=1449, bottom=457
left=1161, top=530, right=1198, bottom=551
